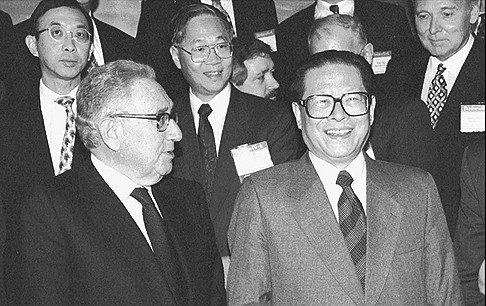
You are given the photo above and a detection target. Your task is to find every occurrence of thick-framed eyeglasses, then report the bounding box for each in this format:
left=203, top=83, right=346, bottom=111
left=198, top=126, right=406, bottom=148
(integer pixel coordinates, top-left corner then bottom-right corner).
left=110, top=112, right=178, bottom=132
left=298, top=92, right=372, bottom=119
left=37, top=25, right=92, bottom=44
left=175, top=42, right=233, bottom=63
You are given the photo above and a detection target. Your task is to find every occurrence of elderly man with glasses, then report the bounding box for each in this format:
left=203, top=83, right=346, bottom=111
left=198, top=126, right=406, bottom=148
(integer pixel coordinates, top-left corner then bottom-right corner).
left=227, top=50, right=460, bottom=305
left=168, top=3, right=301, bottom=281
left=17, top=59, right=226, bottom=305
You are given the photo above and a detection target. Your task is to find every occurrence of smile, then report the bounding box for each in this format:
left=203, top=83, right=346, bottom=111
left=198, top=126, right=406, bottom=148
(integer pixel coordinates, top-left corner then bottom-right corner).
left=325, top=129, right=352, bottom=136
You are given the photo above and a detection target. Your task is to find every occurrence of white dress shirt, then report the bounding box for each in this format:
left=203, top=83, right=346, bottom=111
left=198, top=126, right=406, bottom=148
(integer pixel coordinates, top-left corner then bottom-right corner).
left=315, top=0, right=355, bottom=20
left=309, top=151, right=367, bottom=221
left=201, top=0, right=237, bottom=35
left=420, top=35, right=474, bottom=104
left=91, top=154, right=163, bottom=250
left=39, top=81, right=78, bottom=175
left=190, top=83, right=231, bottom=155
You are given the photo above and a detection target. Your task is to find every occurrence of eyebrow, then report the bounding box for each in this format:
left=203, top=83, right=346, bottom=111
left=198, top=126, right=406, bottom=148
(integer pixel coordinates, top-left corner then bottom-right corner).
left=46, top=21, right=89, bottom=30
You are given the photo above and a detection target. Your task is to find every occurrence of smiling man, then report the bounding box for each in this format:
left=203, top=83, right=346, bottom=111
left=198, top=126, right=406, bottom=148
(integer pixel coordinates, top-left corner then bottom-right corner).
left=227, top=50, right=460, bottom=305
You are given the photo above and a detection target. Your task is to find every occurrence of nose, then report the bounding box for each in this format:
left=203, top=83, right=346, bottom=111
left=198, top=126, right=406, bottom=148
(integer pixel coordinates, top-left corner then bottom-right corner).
left=62, top=34, right=77, bottom=53
left=167, top=119, right=183, bottom=142
left=204, top=46, right=222, bottom=65
left=328, top=101, right=348, bottom=122
left=267, top=74, right=279, bottom=91
left=428, top=15, right=442, bottom=35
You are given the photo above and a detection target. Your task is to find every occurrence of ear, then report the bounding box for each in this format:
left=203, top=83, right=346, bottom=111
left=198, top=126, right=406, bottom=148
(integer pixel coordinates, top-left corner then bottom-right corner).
left=369, top=95, right=376, bottom=126
left=291, top=102, right=303, bottom=130
left=469, top=0, right=480, bottom=24
left=98, top=118, right=122, bottom=152
left=25, top=35, right=39, bottom=58
left=361, top=43, right=374, bottom=65
left=170, top=45, right=182, bottom=69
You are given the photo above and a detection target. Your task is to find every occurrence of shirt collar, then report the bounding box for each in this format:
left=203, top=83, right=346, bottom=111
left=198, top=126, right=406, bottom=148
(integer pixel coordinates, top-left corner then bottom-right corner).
left=315, top=0, right=355, bottom=19
left=39, top=80, right=79, bottom=113
left=309, top=150, right=366, bottom=186
left=190, top=83, right=231, bottom=121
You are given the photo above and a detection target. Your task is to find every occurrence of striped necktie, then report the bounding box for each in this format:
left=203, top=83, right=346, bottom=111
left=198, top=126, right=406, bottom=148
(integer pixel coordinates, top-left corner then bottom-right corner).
left=55, top=96, right=76, bottom=175
left=426, top=63, right=447, bottom=129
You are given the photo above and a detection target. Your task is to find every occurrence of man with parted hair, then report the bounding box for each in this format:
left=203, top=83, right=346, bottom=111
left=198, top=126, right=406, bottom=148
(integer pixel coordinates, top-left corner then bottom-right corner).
left=307, top=13, right=439, bottom=180
left=18, top=59, right=226, bottom=305
left=231, top=37, right=279, bottom=100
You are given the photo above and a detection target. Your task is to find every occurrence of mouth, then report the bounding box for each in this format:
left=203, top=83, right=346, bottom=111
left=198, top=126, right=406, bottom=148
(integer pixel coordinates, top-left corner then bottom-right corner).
left=325, top=128, right=353, bottom=137
left=60, top=60, right=78, bottom=67
left=204, top=70, right=223, bottom=79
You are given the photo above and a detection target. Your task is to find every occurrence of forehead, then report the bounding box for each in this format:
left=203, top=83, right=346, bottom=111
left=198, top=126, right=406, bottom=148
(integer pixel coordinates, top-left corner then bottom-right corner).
left=38, top=6, right=90, bottom=29
left=304, top=63, right=364, bottom=94
left=129, top=78, right=173, bottom=111
left=244, top=56, right=274, bottom=72
left=415, top=0, right=468, bottom=11
left=313, top=26, right=359, bottom=52
left=184, top=14, right=229, bottom=43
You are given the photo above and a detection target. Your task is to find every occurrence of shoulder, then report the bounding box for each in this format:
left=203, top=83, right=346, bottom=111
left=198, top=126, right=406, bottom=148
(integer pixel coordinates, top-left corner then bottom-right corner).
left=232, top=88, right=292, bottom=117
left=155, top=175, right=205, bottom=201
left=369, top=158, right=433, bottom=186
left=277, top=4, right=314, bottom=30
left=244, top=158, right=302, bottom=188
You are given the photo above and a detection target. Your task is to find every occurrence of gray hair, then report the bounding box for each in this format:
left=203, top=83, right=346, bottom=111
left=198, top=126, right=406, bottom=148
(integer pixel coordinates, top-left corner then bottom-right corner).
left=308, top=14, right=368, bottom=49
left=76, top=60, right=156, bottom=149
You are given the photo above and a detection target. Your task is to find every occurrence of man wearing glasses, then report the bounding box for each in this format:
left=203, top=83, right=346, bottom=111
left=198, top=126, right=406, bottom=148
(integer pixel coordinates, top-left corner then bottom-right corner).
left=168, top=3, right=300, bottom=280
left=227, top=50, right=460, bottom=305
left=18, top=60, right=226, bottom=305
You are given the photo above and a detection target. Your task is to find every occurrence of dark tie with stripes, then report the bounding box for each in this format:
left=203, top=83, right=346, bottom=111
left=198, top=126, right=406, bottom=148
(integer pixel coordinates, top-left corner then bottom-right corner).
left=198, top=104, right=217, bottom=202
left=336, top=170, right=367, bottom=292
left=330, top=4, right=340, bottom=14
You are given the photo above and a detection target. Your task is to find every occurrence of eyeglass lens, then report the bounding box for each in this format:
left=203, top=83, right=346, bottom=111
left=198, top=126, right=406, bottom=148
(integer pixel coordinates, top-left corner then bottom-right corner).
left=306, top=93, right=369, bottom=118
left=46, top=26, right=91, bottom=43
left=190, top=43, right=232, bottom=62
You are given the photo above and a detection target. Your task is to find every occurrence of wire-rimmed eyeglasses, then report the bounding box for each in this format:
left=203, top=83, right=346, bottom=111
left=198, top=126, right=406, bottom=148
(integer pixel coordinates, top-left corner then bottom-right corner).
left=37, top=25, right=92, bottom=44
left=175, top=42, right=233, bottom=63
left=110, top=112, right=178, bottom=132
left=298, top=92, right=372, bottom=119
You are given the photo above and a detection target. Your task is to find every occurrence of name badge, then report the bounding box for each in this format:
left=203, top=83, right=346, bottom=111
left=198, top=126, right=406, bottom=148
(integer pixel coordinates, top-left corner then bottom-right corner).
left=254, top=29, right=277, bottom=52
left=461, top=102, right=485, bottom=133
left=231, top=141, right=274, bottom=183
left=372, top=51, right=392, bottom=75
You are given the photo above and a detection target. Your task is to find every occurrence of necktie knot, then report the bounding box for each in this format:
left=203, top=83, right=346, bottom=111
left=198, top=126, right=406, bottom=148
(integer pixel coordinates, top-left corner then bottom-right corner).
left=131, top=187, right=153, bottom=209
left=55, top=96, right=75, bottom=108
left=336, top=170, right=353, bottom=188
left=436, top=63, right=446, bottom=75
left=198, top=103, right=213, bottom=119
left=330, top=4, right=340, bottom=14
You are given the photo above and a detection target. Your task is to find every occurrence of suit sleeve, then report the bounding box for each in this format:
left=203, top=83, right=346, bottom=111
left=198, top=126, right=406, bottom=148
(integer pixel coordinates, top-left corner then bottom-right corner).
left=19, top=185, right=71, bottom=305
left=267, top=106, right=301, bottom=165
left=423, top=173, right=463, bottom=305
left=454, top=146, right=485, bottom=306
left=227, top=177, right=272, bottom=305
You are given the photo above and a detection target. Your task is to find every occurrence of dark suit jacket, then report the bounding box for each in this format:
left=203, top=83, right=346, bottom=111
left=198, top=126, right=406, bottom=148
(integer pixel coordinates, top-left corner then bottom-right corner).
left=228, top=153, right=461, bottom=305
left=0, top=195, right=6, bottom=306
left=370, top=95, right=439, bottom=177
left=0, top=10, right=14, bottom=96
left=19, top=159, right=226, bottom=305
left=275, top=0, right=416, bottom=103
left=385, top=38, right=485, bottom=236
left=171, top=86, right=300, bottom=256
left=454, top=140, right=485, bottom=306
left=134, top=0, right=278, bottom=98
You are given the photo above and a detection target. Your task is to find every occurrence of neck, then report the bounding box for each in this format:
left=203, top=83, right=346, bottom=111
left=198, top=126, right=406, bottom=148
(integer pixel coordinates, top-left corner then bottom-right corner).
left=42, top=76, right=80, bottom=95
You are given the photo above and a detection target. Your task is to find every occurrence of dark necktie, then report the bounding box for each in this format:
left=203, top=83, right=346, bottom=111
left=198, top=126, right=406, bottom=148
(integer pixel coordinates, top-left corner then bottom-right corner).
left=55, top=96, right=76, bottom=175
left=336, top=170, right=367, bottom=292
left=330, top=4, right=340, bottom=14
left=426, top=63, right=447, bottom=129
left=198, top=104, right=217, bottom=202
left=130, top=188, right=187, bottom=299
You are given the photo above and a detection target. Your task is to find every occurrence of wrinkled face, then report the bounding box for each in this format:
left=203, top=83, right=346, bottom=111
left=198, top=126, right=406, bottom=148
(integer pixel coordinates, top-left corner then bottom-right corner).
left=28, top=7, right=92, bottom=84
left=415, top=0, right=479, bottom=61
left=119, top=78, right=182, bottom=185
left=171, top=14, right=233, bottom=102
left=292, top=63, right=375, bottom=168
left=237, top=55, right=279, bottom=99
left=309, top=26, right=362, bottom=55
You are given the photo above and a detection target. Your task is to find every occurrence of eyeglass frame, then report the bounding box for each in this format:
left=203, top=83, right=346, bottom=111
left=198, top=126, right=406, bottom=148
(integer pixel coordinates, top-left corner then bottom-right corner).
left=37, top=25, right=92, bottom=44
left=297, top=92, right=372, bottom=119
left=109, top=112, right=179, bottom=132
left=175, top=42, right=233, bottom=63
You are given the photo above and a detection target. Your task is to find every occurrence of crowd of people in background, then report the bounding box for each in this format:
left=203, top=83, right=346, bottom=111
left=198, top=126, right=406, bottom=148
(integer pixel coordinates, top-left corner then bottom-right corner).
left=0, top=0, right=484, bottom=305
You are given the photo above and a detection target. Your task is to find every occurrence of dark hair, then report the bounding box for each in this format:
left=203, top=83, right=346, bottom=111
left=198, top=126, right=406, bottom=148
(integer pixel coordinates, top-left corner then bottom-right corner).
left=289, top=50, right=375, bottom=102
left=30, top=0, right=93, bottom=37
left=168, top=3, right=233, bottom=46
left=231, top=37, right=274, bottom=86
left=76, top=60, right=157, bottom=149
left=308, top=14, right=367, bottom=50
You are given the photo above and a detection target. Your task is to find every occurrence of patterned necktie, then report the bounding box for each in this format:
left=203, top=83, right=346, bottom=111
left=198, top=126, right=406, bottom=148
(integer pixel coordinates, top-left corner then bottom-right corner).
left=336, top=170, right=367, bottom=292
left=330, top=4, right=340, bottom=14
left=198, top=104, right=217, bottom=202
left=55, top=96, right=76, bottom=175
left=130, top=188, right=187, bottom=300
left=426, top=63, right=447, bottom=129
left=211, top=0, right=235, bottom=36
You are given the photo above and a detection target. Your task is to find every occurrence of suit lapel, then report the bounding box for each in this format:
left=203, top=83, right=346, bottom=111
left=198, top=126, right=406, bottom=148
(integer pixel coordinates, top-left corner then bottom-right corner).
left=78, top=161, right=175, bottom=304
left=290, top=154, right=365, bottom=305
left=364, top=157, right=403, bottom=306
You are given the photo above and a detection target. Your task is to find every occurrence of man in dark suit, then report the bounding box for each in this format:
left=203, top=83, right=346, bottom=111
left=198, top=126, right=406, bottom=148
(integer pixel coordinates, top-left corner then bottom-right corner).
left=228, top=50, right=460, bottom=305
left=0, top=10, right=14, bottom=96
left=18, top=59, right=226, bottom=305
left=135, top=0, right=278, bottom=97
left=275, top=0, right=416, bottom=105
left=307, top=14, right=439, bottom=176
left=385, top=0, right=485, bottom=236
left=168, top=4, right=300, bottom=271
left=454, top=140, right=485, bottom=306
